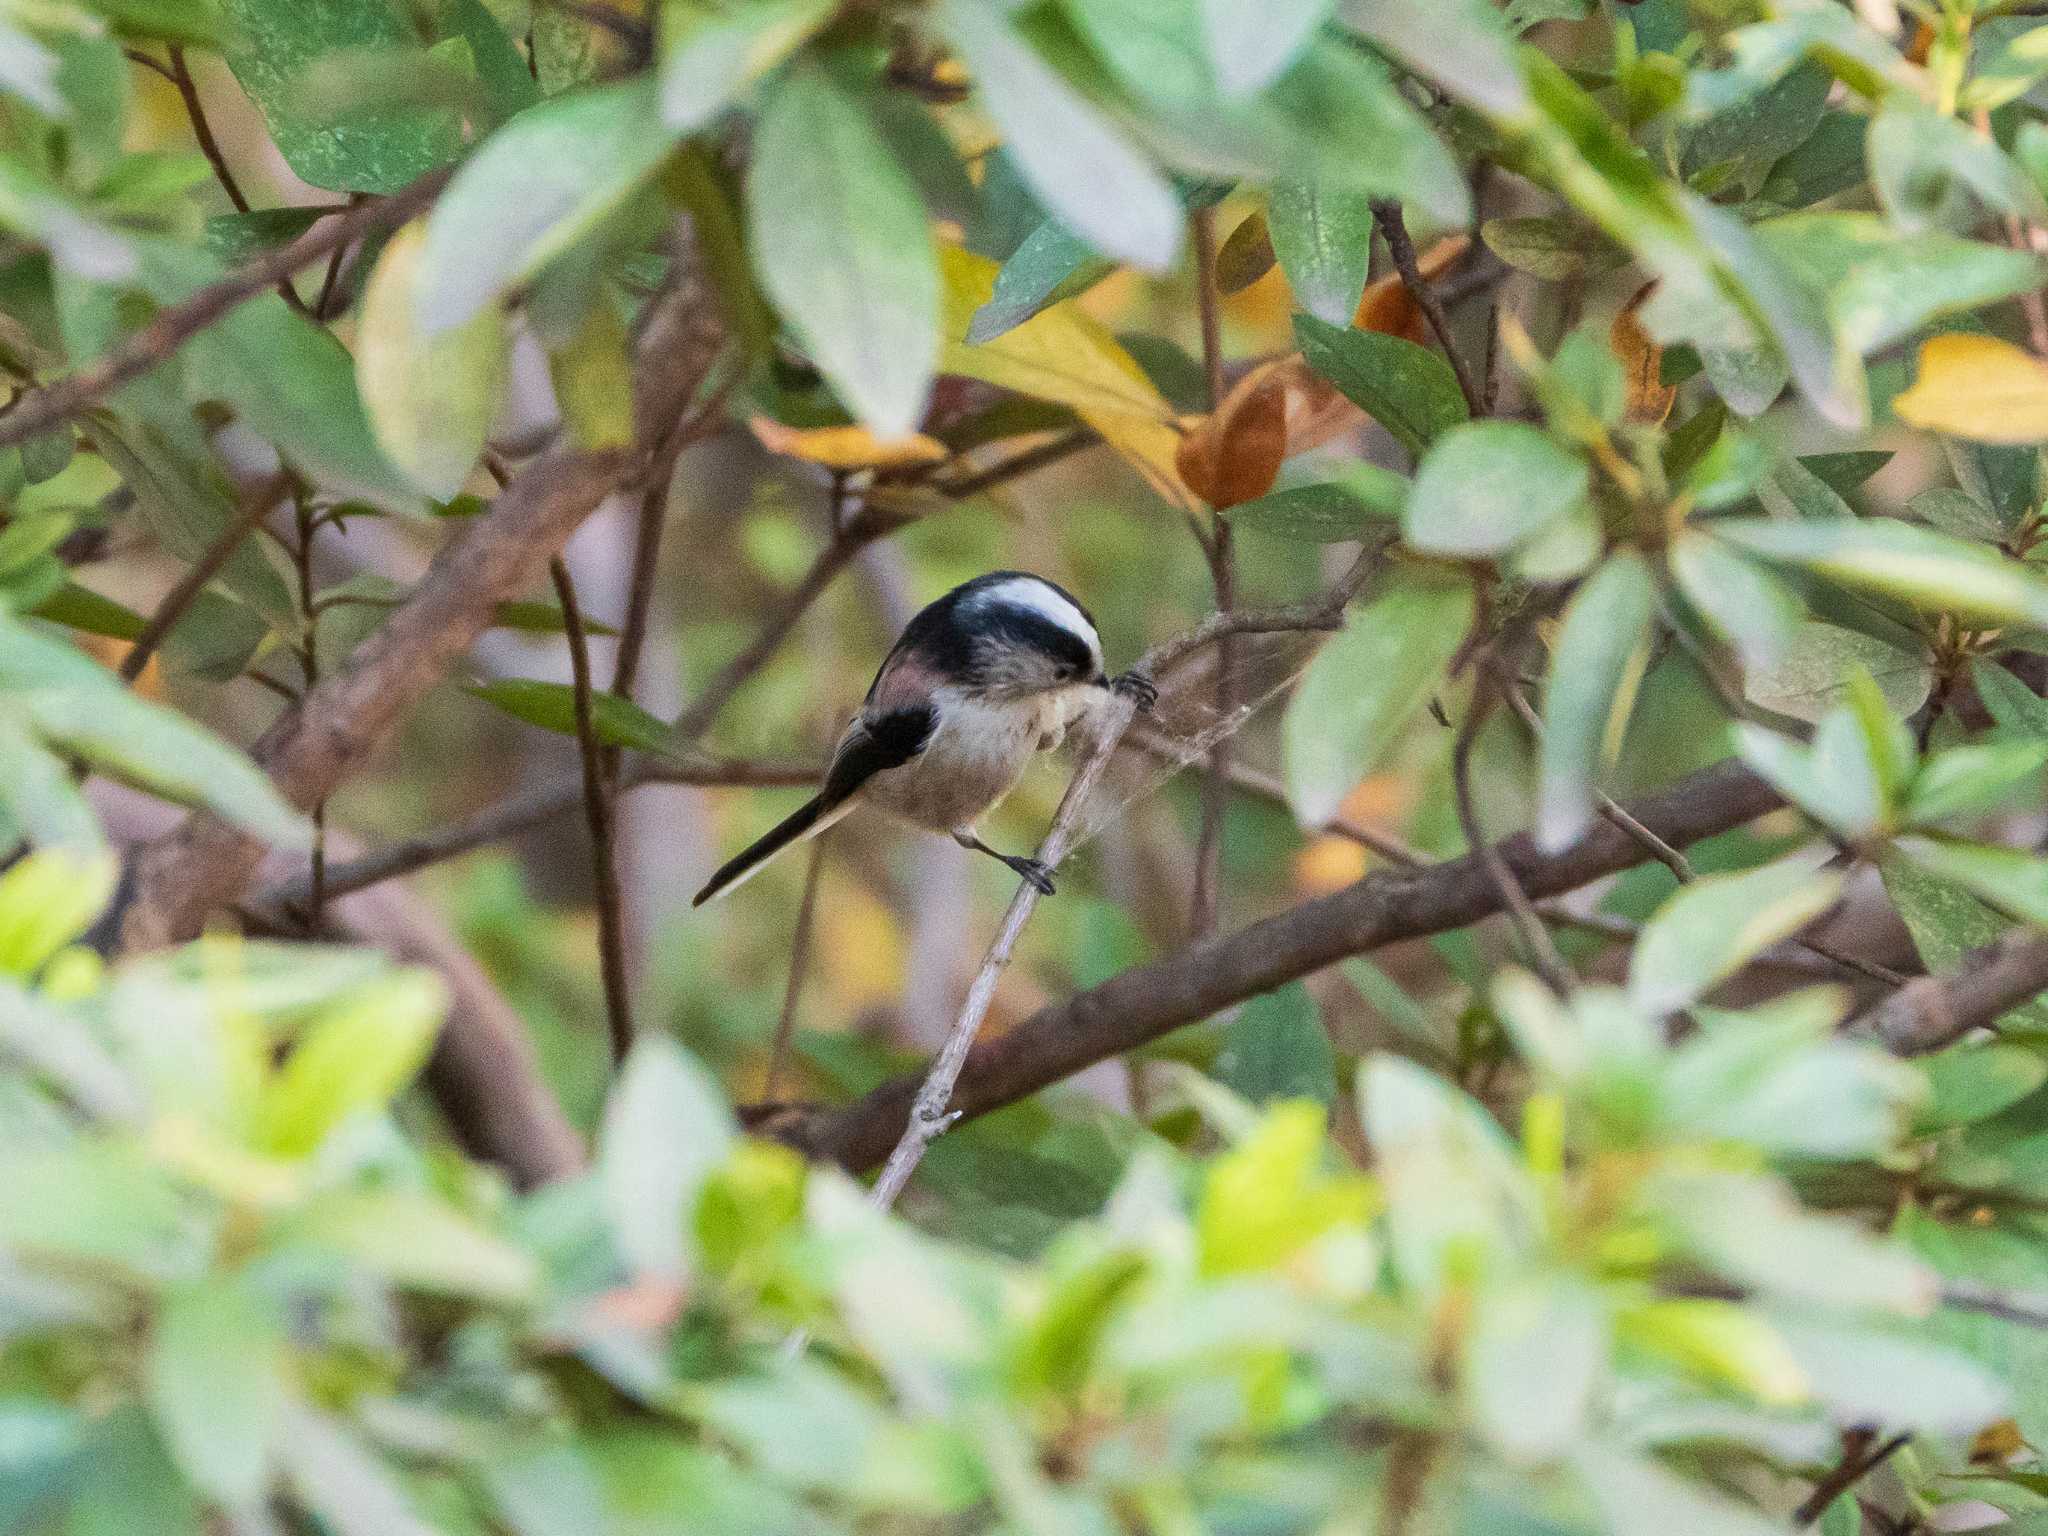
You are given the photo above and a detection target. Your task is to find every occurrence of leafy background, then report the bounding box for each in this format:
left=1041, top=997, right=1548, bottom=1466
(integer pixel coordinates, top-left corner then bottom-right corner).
left=8, top=0, right=2048, bottom=1533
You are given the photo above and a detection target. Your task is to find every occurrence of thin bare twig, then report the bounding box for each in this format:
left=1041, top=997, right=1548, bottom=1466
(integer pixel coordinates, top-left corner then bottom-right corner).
left=313, top=194, right=366, bottom=322
left=1453, top=682, right=1575, bottom=995
left=119, top=472, right=290, bottom=684
left=291, top=489, right=328, bottom=927
left=668, top=501, right=907, bottom=743
left=259, top=755, right=821, bottom=909
left=1189, top=204, right=1234, bottom=941
left=1940, top=1280, right=2048, bottom=1328
left=0, top=166, right=451, bottom=450
left=1793, top=1433, right=1911, bottom=1527
left=766, top=837, right=827, bottom=1101
left=552, top=558, right=635, bottom=1065
left=927, top=428, right=1095, bottom=499
left=1373, top=200, right=1485, bottom=418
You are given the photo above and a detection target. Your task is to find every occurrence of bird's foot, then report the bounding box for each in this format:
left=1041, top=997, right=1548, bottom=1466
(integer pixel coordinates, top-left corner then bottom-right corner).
left=1006, top=855, right=1057, bottom=896
left=1110, top=670, right=1158, bottom=710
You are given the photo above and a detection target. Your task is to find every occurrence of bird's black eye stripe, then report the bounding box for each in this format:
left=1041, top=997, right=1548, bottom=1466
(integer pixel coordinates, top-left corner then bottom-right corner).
left=975, top=607, right=1094, bottom=677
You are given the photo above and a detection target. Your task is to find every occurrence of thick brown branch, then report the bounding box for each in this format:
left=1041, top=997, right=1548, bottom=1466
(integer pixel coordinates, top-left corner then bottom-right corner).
left=1850, top=928, right=2048, bottom=1055
left=781, top=759, right=1785, bottom=1170
left=0, top=167, right=451, bottom=449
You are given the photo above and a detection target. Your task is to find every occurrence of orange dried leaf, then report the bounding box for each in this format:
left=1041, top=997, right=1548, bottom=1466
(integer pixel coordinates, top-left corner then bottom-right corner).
left=1612, top=283, right=1675, bottom=425
left=1176, top=371, right=1289, bottom=509
left=748, top=416, right=951, bottom=469
left=1351, top=234, right=1469, bottom=340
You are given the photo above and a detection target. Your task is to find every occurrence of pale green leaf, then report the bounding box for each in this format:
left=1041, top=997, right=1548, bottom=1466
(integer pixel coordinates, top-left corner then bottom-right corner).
left=1628, top=853, right=1843, bottom=1016
left=1536, top=553, right=1656, bottom=852
left=1405, top=420, right=1588, bottom=557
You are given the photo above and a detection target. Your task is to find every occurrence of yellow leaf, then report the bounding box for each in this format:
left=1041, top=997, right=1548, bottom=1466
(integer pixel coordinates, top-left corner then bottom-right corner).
left=938, top=245, right=1197, bottom=509
left=747, top=416, right=949, bottom=469
left=1894, top=333, right=2048, bottom=444
left=547, top=298, right=634, bottom=451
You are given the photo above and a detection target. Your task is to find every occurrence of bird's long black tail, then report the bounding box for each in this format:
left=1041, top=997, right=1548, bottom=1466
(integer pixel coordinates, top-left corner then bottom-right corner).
left=692, top=793, right=848, bottom=906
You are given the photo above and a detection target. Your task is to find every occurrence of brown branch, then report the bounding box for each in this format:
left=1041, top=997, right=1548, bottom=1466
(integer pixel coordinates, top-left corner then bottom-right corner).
left=166, top=46, right=252, bottom=218
left=1850, top=927, right=2048, bottom=1055
left=668, top=500, right=907, bottom=744
left=291, top=489, right=328, bottom=927
left=119, top=471, right=290, bottom=683
left=1373, top=200, right=1485, bottom=418
left=0, top=166, right=451, bottom=450
left=780, top=758, right=1786, bottom=1171
left=259, top=755, right=820, bottom=910
left=1940, top=1280, right=2048, bottom=1328
left=927, top=428, right=1094, bottom=499
left=106, top=244, right=728, bottom=953
left=552, top=558, right=635, bottom=1065
left=1794, top=1433, right=1910, bottom=1527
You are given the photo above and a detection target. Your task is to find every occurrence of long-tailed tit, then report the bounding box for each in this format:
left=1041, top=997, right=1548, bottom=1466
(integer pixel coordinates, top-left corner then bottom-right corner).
left=693, top=571, right=1155, bottom=905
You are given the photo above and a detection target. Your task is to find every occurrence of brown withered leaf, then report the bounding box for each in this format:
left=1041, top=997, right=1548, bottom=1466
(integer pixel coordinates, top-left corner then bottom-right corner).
left=1176, top=370, right=1289, bottom=509
left=1612, top=283, right=1675, bottom=425
left=1217, top=211, right=1278, bottom=295
left=1352, top=233, right=1470, bottom=342
left=748, top=415, right=951, bottom=469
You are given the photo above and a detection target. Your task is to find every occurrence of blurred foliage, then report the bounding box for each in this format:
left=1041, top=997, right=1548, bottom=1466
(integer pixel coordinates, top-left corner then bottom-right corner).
left=9, top=0, right=2048, bottom=1532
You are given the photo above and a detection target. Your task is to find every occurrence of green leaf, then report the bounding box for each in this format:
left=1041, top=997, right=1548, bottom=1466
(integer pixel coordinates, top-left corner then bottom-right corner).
left=1340, top=0, right=1527, bottom=117
left=355, top=220, right=506, bottom=499
left=1669, top=532, right=1801, bottom=676
left=1202, top=0, right=1333, bottom=97
left=968, top=220, right=1114, bottom=344
left=1281, top=573, right=1474, bottom=827
left=1404, top=420, right=1588, bottom=557
left=1294, top=313, right=1468, bottom=459
left=1628, top=853, right=1843, bottom=1016
left=1720, top=517, right=2048, bottom=631
left=274, top=1404, right=440, bottom=1536
left=1912, top=486, right=2009, bottom=544
left=1916, top=1046, right=2048, bottom=1134
left=748, top=62, right=938, bottom=436
left=1211, top=983, right=1336, bottom=1105
left=1224, top=477, right=1397, bottom=542
left=147, top=1279, right=286, bottom=1509
left=0, top=613, right=305, bottom=846
left=1907, top=741, right=2048, bottom=826
left=290, top=1190, right=537, bottom=1302
left=600, top=1035, right=735, bottom=1279
left=658, top=0, right=834, bottom=132
left=0, top=156, right=135, bottom=283
left=937, top=0, right=1182, bottom=271
left=1481, top=215, right=1616, bottom=282
left=0, top=848, right=114, bottom=973
left=1574, top=1441, right=1786, bottom=1536
left=0, top=716, right=102, bottom=854
left=1974, top=657, right=2048, bottom=737
left=1743, top=620, right=1932, bottom=727
left=256, top=970, right=446, bottom=1156
left=1266, top=179, right=1373, bottom=326
left=1198, top=1098, right=1372, bottom=1275
left=1360, top=1055, right=1537, bottom=1296
left=1536, top=553, right=1656, bottom=852
left=1895, top=836, right=2048, bottom=929
left=492, top=599, right=618, bottom=637
left=19, top=582, right=135, bottom=644
left=1870, top=101, right=2038, bottom=236
left=417, top=77, right=678, bottom=333
left=1774, top=1317, right=2008, bottom=1437
left=1468, top=1276, right=1606, bottom=1461
left=219, top=0, right=461, bottom=194
left=467, top=679, right=678, bottom=756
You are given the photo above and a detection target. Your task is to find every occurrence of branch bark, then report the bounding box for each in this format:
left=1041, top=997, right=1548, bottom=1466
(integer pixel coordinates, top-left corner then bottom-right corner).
left=1849, top=927, right=2048, bottom=1055
left=782, top=759, right=1784, bottom=1170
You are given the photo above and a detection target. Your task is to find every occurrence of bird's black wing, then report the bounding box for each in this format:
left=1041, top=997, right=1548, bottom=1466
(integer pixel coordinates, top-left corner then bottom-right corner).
left=822, top=703, right=936, bottom=805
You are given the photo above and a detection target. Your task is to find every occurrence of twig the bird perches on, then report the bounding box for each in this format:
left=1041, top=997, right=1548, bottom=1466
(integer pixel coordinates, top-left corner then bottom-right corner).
left=0, top=166, right=452, bottom=450
left=1373, top=200, right=1485, bottom=418
left=551, top=558, right=635, bottom=1064
left=1793, top=1433, right=1911, bottom=1527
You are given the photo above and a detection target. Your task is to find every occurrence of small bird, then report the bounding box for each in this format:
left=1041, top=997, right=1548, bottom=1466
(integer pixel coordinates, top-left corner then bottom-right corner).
left=693, top=571, right=1155, bottom=906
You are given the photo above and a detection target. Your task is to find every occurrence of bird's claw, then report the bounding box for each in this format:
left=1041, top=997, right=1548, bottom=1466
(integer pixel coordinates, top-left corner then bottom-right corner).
left=1111, top=670, right=1158, bottom=710
left=1009, top=856, right=1057, bottom=896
